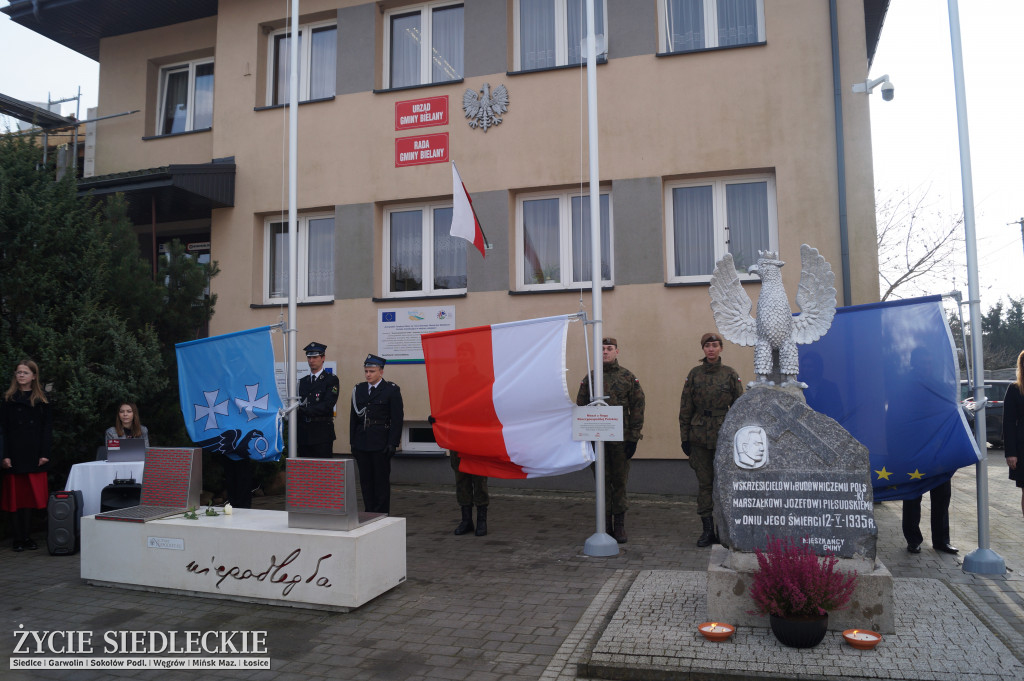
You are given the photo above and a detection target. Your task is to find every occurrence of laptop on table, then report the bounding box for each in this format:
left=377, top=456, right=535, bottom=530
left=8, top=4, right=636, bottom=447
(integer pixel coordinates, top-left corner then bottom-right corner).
left=95, top=447, right=201, bottom=523
left=104, top=438, right=147, bottom=462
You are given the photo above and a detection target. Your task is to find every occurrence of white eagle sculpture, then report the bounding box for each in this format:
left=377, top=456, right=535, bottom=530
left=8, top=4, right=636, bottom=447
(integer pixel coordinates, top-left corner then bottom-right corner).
left=709, top=245, right=836, bottom=387
left=463, top=83, right=509, bottom=132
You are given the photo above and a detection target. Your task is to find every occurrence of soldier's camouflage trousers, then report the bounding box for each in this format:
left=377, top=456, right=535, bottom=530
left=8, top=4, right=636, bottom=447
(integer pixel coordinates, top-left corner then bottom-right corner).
left=688, top=443, right=715, bottom=517
left=591, top=442, right=630, bottom=515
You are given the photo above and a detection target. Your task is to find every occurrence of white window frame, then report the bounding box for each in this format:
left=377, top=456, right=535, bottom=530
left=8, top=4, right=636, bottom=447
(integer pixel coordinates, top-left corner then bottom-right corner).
left=664, top=173, right=778, bottom=284
left=156, top=58, right=214, bottom=135
left=263, top=213, right=335, bottom=304
left=515, top=189, right=614, bottom=291
left=512, top=0, right=607, bottom=71
left=401, top=421, right=446, bottom=454
left=383, top=1, right=464, bottom=89
left=265, top=20, right=337, bottom=106
left=383, top=201, right=468, bottom=299
left=657, top=0, right=765, bottom=53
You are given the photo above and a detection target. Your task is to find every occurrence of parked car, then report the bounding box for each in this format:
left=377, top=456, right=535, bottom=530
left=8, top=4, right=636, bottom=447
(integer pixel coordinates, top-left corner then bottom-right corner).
left=960, top=380, right=1012, bottom=448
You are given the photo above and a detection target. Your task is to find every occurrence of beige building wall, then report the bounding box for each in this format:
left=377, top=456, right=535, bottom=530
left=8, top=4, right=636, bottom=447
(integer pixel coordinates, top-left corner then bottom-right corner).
left=95, top=16, right=218, bottom=173
left=93, top=0, right=880, bottom=460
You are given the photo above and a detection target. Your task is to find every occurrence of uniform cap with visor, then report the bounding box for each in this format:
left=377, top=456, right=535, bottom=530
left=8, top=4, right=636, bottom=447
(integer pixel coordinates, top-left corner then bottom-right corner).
left=304, top=342, right=327, bottom=357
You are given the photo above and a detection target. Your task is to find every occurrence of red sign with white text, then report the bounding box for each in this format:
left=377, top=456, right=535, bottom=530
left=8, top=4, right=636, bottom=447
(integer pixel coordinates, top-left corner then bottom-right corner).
left=395, top=96, right=449, bottom=130
left=395, top=133, right=449, bottom=167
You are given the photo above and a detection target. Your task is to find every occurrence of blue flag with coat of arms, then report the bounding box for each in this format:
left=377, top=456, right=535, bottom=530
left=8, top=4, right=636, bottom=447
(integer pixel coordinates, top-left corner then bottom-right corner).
left=176, top=326, right=284, bottom=461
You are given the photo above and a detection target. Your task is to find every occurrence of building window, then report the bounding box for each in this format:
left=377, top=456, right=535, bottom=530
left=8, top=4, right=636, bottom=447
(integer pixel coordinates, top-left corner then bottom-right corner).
left=265, top=214, right=335, bottom=303
left=665, top=174, right=777, bottom=283
left=267, top=21, right=337, bottom=105
left=401, top=422, right=446, bottom=454
left=514, top=0, right=606, bottom=71
left=157, top=59, right=214, bottom=135
left=384, top=2, right=464, bottom=89
left=515, top=190, right=612, bottom=290
left=384, top=203, right=467, bottom=297
left=659, top=0, right=765, bottom=53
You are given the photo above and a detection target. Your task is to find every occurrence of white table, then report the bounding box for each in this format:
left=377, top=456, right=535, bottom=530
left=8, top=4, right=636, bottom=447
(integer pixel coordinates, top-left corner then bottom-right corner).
left=65, top=460, right=145, bottom=516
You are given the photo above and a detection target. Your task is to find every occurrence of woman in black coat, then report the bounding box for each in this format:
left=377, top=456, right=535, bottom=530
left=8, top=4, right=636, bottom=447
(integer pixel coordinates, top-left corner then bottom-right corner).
left=1, top=359, right=53, bottom=551
left=1004, top=350, right=1024, bottom=519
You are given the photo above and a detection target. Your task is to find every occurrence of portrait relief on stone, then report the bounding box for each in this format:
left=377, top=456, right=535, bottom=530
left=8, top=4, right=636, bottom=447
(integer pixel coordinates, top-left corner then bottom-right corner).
left=734, top=426, right=768, bottom=469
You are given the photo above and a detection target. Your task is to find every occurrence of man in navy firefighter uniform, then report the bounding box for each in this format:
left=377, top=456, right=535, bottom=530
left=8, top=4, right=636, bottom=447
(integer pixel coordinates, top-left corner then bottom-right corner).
left=297, top=342, right=340, bottom=458
left=350, top=354, right=404, bottom=514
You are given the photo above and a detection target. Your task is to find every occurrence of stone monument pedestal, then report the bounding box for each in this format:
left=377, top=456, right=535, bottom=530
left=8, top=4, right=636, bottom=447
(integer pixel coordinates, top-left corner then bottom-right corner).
left=706, top=544, right=895, bottom=634
left=81, top=509, right=406, bottom=611
left=706, top=385, right=894, bottom=634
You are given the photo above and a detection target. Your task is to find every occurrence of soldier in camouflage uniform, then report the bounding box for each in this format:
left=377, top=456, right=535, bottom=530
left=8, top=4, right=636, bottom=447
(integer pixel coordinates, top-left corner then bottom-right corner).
left=577, top=337, right=645, bottom=543
left=679, top=332, right=744, bottom=547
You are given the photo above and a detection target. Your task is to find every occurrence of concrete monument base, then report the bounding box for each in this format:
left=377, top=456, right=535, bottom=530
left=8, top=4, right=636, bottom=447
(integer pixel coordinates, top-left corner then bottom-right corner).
left=706, top=544, right=895, bottom=633
left=81, top=509, right=405, bottom=611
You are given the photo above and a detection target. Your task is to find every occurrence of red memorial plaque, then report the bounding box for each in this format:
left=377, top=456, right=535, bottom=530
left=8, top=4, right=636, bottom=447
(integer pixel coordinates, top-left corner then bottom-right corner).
left=287, top=458, right=348, bottom=513
left=141, top=448, right=194, bottom=507
left=395, top=95, right=449, bottom=130
left=395, top=132, right=449, bottom=167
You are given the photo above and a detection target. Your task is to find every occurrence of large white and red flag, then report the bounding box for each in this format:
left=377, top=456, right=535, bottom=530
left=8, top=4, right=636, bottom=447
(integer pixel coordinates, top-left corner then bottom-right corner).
left=421, top=315, right=594, bottom=478
left=451, top=161, right=487, bottom=257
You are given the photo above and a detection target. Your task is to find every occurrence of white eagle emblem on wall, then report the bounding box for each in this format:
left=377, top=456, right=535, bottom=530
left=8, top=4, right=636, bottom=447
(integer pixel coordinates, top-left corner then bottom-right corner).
left=463, top=83, right=509, bottom=132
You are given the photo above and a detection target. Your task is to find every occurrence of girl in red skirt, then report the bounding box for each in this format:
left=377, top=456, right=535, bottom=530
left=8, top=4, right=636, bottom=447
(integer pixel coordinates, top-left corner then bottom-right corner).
left=1, top=359, right=52, bottom=551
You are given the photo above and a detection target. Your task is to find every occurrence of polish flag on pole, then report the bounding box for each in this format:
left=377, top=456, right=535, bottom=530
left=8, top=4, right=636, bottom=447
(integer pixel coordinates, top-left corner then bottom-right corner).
left=422, top=315, right=594, bottom=478
left=451, top=161, right=487, bottom=258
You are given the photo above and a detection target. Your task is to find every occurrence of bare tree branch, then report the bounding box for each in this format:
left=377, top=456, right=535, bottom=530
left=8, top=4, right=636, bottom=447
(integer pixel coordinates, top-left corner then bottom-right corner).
left=876, top=185, right=965, bottom=301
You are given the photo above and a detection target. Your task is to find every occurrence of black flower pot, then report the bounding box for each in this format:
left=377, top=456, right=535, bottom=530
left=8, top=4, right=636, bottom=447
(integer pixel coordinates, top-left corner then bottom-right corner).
left=769, top=614, right=829, bottom=648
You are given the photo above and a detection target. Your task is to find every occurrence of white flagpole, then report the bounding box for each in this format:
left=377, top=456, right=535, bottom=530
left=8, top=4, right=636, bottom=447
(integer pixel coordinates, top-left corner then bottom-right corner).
left=947, top=0, right=1004, bottom=575
left=286, top=0, right=300, bottom=459
left=582, top=0, right=617, bottom=557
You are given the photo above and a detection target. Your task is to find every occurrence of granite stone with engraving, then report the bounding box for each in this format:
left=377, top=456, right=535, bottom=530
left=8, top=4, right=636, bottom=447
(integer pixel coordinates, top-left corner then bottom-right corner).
left=713, top=385, right=876, bottom=561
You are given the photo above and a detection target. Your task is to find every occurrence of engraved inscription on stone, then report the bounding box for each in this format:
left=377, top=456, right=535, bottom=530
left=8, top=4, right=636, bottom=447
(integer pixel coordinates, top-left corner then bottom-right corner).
left=729, top=474, right=873, bottom=555
left=714, top=387, right=876, bottom=560
left=734, top=426, right=768, bottom=469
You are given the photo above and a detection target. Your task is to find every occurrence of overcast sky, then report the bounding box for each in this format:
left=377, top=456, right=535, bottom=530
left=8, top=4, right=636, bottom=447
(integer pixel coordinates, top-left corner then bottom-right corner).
left=866, top=1, right=1023, bottom=308
left=1, top=1, right=1021, bottom=309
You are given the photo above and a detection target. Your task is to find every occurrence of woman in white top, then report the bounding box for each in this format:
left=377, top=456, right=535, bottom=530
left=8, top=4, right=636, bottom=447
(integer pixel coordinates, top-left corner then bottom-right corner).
left=104, top=402, right=150, bottom=447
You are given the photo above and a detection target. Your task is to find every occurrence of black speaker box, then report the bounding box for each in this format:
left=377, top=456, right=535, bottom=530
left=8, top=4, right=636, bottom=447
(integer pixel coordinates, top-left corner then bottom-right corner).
left=100, top=478, right=142, bottom=512
left=47, top=490, right=83, bottom=555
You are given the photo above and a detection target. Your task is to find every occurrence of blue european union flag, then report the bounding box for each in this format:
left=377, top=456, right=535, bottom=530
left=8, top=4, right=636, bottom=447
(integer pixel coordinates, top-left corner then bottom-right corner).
left=799, top=296, right=981, bottom=501
left=382, top=311, right=396, bottom=323
left=176, top=327, right=284, bottom=461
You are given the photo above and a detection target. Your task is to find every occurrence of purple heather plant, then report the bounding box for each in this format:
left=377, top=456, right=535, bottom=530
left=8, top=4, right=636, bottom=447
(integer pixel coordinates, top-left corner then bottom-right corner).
left=748, top=536, right=858, bottom=618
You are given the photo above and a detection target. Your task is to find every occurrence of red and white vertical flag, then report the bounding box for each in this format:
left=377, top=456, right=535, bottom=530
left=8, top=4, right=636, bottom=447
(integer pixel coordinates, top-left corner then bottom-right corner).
left=451, top=161, right=487, bottom=258
left=421, top=315, right=594, bottom=478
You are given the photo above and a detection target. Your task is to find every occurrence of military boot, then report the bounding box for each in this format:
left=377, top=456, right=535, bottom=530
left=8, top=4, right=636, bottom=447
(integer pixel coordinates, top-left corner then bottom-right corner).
left=454, top=505, right=474, bottom=535
left=612, top=512, right=628, bottom=544
left=697, top=516, right=715, bottom=547
left=474, top=505, right=488, bottom=536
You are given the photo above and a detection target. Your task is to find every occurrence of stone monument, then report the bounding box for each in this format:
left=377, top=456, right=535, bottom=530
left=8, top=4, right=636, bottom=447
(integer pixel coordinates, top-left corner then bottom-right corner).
left=703, top=246, right=894, bottom=633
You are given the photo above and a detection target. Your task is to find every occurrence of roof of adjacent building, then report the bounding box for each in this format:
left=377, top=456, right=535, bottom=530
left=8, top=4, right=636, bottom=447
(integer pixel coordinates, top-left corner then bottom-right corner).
left=0, top=91, right=75, bottom=128
left=4, top=0, right=890, bottom=64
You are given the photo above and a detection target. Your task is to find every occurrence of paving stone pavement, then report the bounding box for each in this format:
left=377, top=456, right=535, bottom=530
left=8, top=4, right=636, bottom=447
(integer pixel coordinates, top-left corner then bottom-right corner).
left=1, top=449, right=1022, bottom=681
